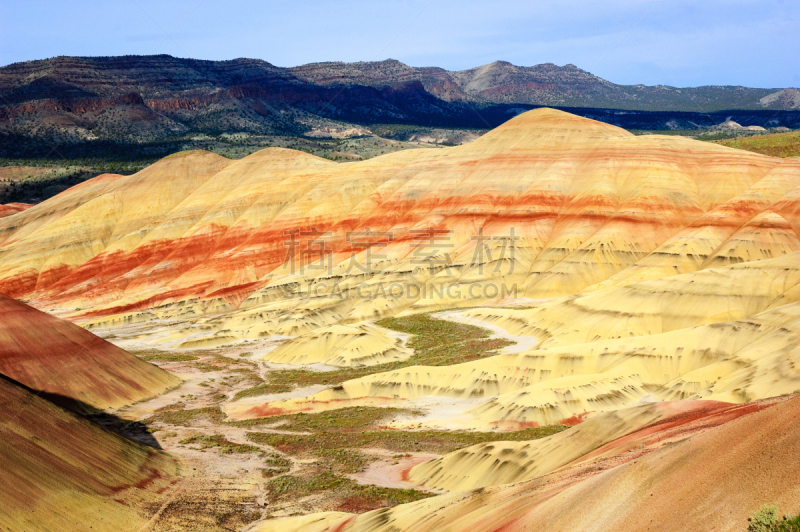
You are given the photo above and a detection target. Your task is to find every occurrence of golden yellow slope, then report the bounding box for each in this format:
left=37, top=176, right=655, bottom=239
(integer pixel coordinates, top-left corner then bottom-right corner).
left=261, top=323, right=411, bottom=367
left=0, top=108, right=791, bottom=322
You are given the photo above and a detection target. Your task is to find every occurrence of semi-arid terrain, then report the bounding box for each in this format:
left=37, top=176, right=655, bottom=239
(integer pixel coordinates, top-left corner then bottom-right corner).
left=2, top=107, right=800, bottom=531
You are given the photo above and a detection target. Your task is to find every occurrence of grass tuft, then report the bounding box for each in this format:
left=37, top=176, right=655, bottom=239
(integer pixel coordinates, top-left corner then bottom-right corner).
left=247, top=424, right=567, bottom=455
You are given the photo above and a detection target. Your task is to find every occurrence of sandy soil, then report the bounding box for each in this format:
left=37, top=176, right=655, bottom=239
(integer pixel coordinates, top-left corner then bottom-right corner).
left=349, top=449, right=442, bottom=492
left=385, top=396, right=493, bottom=431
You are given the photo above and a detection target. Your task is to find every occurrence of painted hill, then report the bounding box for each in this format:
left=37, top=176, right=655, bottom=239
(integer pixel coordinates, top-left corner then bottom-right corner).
left=252, top=395, right=800, bottom=532
left=3, top=107, right=800, bottom=427
left=0, top=374, right=177, bottom=531
left=3, top=106, right=800, bottom=530
left=0, top=293, right=179, bottom=410
left=1, top=108, right=795, bottom=309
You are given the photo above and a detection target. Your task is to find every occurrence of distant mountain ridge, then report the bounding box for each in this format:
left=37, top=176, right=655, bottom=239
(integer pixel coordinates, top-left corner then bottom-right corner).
left=0, top=54, right=798, bottom=151
left=289, top=58, right=796, bottom=111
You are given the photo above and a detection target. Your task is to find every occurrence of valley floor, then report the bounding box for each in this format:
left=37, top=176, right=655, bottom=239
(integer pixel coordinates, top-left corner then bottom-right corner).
left=103, top=311, right=563, bottom=531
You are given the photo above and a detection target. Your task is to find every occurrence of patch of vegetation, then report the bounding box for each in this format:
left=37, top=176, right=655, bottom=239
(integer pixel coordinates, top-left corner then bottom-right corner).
left=748, top=505, right=800, bottom=532
left=335, top=483, right=431, bottom=513
left=231, top=382, right=292, bottom=401
left=145, top=402, right=418, bottom=433
left=264, top=313, right=511, bottom=388
left=247, top=424, right=567, bottom=455
left=132, top=348, right=228, bottom=359
left=261, top=430, right=424, bottom=508
left=264, top=471, right=350, bottom=501
left=314, top=448, right=371, bottom=475
left=141, top=404, right=275, bottom=430
left=715, top=130, right=800, bottom=158
left=189, top=353, right=261, bottom=374
left=143, top=405, right=226, bottom=426
left=260, top=406, right=414, bottom=432
left=264, top=471, right=431, bottom=509
left=179, top=434, right=261, bottom=454
left=261, top=454, right=292, bottom=478
left=134, top=348, right=261, bottom=376
left=192, top=362, right=227, bottom=372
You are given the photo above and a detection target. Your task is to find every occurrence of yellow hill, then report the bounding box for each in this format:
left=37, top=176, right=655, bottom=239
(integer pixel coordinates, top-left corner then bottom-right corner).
left=262, top=323, right=411, bottom=367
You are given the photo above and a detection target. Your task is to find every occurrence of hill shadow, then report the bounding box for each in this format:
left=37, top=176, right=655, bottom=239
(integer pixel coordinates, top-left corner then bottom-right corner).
left=0, top=372, right=163, bottom=450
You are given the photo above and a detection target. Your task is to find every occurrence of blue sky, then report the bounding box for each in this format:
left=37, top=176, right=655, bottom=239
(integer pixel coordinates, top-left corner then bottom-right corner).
left=1, top=0, right=797, bottom=88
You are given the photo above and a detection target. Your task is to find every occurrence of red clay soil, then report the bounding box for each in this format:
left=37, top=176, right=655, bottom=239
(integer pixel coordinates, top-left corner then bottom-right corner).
left=0, top=202, right=32, bottom=218
left=0, top=111, right=795, bottom=320
left=0, top=294, right=179, bottom=410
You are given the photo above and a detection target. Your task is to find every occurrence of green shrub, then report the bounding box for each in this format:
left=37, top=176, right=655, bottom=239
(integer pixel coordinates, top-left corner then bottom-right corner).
left=750, top=505, right=780, bottom=532
left=748, top=505, right=800, bottom=532
left=780, top=514, right=800, bottom=532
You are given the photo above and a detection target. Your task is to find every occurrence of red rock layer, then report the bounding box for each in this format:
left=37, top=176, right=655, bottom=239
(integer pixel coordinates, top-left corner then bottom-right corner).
left=0, top=202, right=32, bottom=218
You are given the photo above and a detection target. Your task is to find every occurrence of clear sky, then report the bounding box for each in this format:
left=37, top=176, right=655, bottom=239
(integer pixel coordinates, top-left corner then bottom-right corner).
left=1, top=0, right=797, bottom=88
